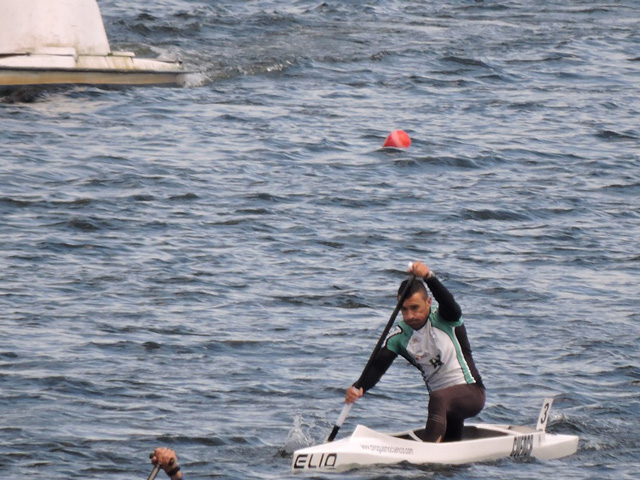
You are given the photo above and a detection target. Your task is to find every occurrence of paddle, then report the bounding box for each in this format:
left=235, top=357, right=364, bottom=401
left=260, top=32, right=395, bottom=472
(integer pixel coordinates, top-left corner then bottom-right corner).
left=147, top=464, right=161, bottom=480
left=326, top=271, right=415, bottom=442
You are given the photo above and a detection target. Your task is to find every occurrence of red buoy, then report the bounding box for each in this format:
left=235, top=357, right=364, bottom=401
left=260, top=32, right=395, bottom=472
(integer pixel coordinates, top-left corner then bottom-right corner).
left=382, top=130, right=411, bottom=149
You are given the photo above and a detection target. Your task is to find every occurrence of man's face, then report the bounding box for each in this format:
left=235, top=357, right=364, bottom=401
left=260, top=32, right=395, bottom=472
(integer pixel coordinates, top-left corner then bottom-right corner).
left=400, top=292, right=431, bottom=330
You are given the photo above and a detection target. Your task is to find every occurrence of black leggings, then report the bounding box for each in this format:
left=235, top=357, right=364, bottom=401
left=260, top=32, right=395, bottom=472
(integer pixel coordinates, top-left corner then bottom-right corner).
left=420, top=383, right=486, bottom=442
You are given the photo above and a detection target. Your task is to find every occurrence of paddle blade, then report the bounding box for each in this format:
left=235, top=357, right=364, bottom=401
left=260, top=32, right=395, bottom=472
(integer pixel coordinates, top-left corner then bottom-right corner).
left=327, top=403, right=353, bottom=443
left=327, top=425, right=341, bottom=443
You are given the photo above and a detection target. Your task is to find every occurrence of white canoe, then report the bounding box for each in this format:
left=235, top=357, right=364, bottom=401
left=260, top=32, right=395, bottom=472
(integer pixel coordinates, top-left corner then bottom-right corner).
left=292, top=398, right=578, bottom=473
left=0, top=0, right=188, bottom=87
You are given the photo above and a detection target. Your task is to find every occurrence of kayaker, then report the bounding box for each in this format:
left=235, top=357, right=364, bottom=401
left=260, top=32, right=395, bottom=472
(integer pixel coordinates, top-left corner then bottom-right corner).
left=345, top=261, right=485, bottom=442
left=150, top=447, right=183, bottom=480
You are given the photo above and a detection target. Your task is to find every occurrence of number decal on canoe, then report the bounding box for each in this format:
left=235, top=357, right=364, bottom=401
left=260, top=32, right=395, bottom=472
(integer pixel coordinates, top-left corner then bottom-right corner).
left=536, top=397, right=554, bottom=431
left=510, top=434, right=534, bottom=458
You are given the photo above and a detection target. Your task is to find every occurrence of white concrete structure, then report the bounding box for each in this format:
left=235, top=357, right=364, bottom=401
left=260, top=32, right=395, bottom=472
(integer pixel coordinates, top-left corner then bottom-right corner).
left=0, top=0, right=187, bottom=86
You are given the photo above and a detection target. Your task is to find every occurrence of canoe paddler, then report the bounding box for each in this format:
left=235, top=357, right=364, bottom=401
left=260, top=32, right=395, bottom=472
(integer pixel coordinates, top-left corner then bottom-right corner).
left=345, top=260, right=486, bottom=443
left=150, top=447, right=183, bottom=480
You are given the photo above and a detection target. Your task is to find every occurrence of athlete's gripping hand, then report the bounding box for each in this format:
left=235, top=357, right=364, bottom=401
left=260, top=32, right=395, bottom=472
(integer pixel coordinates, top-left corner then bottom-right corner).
left=345, top=386, right=364, bottom=404
left=151, top=447, right=181, bottom=479
left=408, top=261, right=433, bottom=280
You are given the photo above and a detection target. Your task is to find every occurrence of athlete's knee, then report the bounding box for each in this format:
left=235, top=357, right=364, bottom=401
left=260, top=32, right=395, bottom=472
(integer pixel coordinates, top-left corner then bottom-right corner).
left=420, top=413, right=446, bottom=442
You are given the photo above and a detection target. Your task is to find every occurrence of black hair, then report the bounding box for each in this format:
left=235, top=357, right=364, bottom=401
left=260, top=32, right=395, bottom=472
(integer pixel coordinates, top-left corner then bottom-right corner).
left=397, top=277, right=428, bottom=299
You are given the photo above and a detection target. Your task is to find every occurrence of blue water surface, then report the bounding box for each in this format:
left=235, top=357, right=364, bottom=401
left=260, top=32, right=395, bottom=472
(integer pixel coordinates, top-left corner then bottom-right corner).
left=1, top=1, right=639, bottom=479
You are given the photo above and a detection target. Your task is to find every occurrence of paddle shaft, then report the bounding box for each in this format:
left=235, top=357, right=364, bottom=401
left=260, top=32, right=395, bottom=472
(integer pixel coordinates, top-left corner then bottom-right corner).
left=147, top=465, right=161, bottom=480
left=326, top=275, right=415, bottom=442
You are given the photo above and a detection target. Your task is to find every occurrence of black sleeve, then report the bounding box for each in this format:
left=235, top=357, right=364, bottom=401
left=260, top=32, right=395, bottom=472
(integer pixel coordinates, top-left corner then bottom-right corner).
left=426, top=275, right=462, bottom=323
left=353, top=347, right=397, bottom=393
